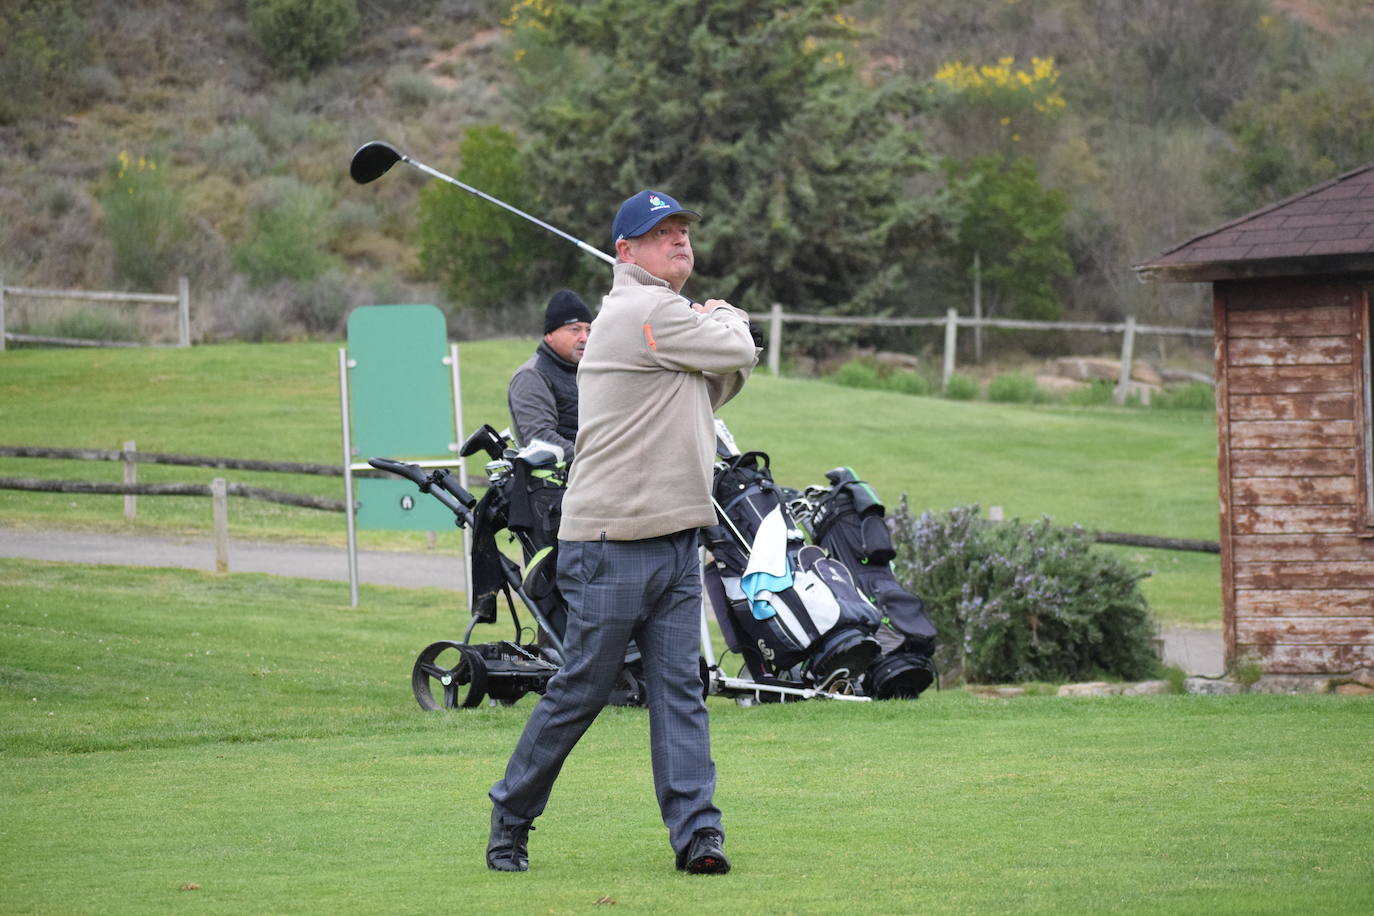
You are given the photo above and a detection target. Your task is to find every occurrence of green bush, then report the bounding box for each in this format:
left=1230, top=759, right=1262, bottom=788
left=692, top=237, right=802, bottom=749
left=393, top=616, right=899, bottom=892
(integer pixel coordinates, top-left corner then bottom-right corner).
left=418, top=125, right=559, bottom=313
left=234, top=178, right=341, bottom=287
left=886, top=370, right=931, bottom=396
left=1153, top=382, right=1215, bottom=411
left=1065, top=379, right=1116, bottom=407
left=889, top=502, right=1158, bottom=684
left=828, top=359, right=885, bottom=390
left=248, top=0, right=358, bottom=77
left=99, top=152, right=190, bottom=291
left=30, top=308, right=140, bottom=343
left=986, top=372, right=1042, bottom=403
left=944, top=373, right=979, bottom=400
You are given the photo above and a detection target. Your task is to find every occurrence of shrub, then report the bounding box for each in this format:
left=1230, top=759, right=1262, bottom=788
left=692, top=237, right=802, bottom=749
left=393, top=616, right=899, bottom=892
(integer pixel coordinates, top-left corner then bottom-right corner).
left=827, top=359, right=885, bottom=391
left=886, top=370, right=931, bottom=396
left=1065, top=379, right=1116, bottom=407
left=944, top=373, right=979, bottom=400
left=986, top=372, right=1041, bottom=403
left=234, top=178, right=341, bottom=287
left=99, top=152, right=190, bottom=291
left=418, top=125, right=559, bottom=312
left=1153, top=382, right=1215, bottom=411
left=201, top=124, right=270, bottom=177
left=889, top=502, right=1158, bottom=684
left=248, top=0, right=358, bottom=77
left=31, top=308, right=140, bottom=343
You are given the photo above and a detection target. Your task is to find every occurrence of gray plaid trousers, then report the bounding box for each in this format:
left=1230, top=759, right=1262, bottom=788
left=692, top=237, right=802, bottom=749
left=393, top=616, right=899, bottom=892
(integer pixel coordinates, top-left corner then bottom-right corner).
left=488, top=529, right=723, bottom=855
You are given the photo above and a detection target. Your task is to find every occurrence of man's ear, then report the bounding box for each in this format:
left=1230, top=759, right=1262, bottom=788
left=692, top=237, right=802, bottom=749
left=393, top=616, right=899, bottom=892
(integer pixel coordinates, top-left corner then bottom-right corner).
left=615, top=238, right=634, bottom=262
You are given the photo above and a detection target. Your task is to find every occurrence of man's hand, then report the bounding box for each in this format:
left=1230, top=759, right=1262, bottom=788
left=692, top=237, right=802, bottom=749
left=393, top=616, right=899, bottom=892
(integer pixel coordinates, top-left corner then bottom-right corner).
left=692, top=298, right=733, bottom=313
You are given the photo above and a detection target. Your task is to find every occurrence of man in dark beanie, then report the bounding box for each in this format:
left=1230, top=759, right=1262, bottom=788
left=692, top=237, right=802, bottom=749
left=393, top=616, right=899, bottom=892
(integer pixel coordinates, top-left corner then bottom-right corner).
left=507, top=289, right=593, bottom=463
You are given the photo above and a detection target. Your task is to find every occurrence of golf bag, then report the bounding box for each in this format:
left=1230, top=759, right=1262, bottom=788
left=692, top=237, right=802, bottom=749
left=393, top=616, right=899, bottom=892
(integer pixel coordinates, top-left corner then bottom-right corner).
left=802, top=468, right=937, bottom=699
left=703, top=449, right=883, bottom=693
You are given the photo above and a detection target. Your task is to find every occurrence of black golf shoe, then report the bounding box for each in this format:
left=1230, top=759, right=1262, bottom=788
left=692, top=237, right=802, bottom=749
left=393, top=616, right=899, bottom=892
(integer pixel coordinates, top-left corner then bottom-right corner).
left=676, top=827, right=730, bottom=875
left=487, top=809, right=533, bottom=872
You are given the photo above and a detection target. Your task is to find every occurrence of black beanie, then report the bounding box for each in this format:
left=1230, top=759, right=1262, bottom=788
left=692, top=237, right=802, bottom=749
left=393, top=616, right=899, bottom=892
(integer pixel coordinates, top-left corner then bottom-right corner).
left=543, top=289, right=593, bottom=334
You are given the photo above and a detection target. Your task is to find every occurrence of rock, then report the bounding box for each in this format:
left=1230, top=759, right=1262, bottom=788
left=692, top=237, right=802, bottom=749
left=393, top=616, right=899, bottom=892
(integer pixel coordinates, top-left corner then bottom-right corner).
left=1335, top=683, right=1374, bottom=696
left=1249, top=676, right=1332, bottom=695
left=1123, top=680, right=1173, bottom=696
left=1057, top=682, right=1123, bottom=697
left=872, top=350, right=920, bottom=371
left=1185, top=677, right=1242, bottom=695
left=1054, top=357, right=1119, bottom=382
left=1050, top=356, right=1161, bottom=386
left=1351, top=667, right=1374, bottom=688
left=1034, top=373, right=1086, bottom=392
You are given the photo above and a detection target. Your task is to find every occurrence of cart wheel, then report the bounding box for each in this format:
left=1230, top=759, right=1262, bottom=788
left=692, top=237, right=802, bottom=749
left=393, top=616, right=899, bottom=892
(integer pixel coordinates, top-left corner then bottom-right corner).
left=412, top=641, right=487, bottom=710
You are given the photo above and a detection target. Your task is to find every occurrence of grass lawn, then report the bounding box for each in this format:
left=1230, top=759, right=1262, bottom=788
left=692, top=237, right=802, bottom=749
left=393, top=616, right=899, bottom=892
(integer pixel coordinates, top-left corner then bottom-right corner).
left=0, top=341, right=1220, bottom=626
left=2, top=560, right=1368, bottom=914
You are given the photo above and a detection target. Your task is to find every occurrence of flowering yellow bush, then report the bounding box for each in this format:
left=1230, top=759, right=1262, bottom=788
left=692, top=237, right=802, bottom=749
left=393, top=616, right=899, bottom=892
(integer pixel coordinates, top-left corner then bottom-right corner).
left=114, top=150, right=158, bottom=194
left=934, top=56, right=1065, bottom=110
left=931, top=56, right=1065, bottom=146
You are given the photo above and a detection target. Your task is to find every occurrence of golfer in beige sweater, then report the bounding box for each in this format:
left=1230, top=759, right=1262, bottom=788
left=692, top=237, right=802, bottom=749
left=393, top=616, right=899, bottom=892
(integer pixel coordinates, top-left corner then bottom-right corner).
left=488, top=188, right=758, bottom=875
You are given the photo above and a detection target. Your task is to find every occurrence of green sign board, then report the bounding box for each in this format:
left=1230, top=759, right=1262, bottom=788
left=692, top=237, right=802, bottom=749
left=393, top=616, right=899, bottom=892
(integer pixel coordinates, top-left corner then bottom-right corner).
left=346, top=304, right=459, bottom=531
left=356, top=477, right=458, bottom=531
left=346, top=304, right=454, bottom=458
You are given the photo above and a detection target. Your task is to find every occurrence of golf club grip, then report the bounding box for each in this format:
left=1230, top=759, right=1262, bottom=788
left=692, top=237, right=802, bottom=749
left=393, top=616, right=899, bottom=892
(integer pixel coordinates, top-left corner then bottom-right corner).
left=367, top=456, right=426, bottom=484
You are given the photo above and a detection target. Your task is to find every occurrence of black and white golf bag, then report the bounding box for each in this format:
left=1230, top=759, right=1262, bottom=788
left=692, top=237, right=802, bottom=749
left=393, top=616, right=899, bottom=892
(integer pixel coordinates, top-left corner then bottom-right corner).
left=703, top=448, right=882, bottom=692
left=803, top=467, right=937, bottom=699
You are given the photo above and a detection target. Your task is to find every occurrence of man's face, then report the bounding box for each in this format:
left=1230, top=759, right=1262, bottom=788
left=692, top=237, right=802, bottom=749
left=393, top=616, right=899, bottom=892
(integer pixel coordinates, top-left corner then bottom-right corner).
left=544, top=321, right=590, bottom=363
left=617, top=215, right=694, bottom=293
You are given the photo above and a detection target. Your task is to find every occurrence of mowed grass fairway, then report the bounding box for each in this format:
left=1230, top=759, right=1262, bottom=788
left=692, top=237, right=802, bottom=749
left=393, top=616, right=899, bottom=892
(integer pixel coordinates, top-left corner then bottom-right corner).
left=0, top=340, right=1220, bottom=625
left=3, top=560, right=1371, bottom=915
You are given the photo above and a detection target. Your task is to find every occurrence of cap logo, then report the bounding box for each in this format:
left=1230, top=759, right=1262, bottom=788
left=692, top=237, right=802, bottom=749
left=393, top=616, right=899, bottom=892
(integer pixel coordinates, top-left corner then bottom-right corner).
left=648, top=194, right=669, bottom=211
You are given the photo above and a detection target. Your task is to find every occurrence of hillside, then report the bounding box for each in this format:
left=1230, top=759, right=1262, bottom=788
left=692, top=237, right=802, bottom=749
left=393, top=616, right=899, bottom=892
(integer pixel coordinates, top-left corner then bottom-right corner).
left=3, top=0, right=1373, bottom=353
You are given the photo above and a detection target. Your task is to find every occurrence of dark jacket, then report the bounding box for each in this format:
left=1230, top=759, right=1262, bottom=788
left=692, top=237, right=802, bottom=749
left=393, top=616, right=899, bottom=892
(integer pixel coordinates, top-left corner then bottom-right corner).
left=508, top=340, right=579, bottom=461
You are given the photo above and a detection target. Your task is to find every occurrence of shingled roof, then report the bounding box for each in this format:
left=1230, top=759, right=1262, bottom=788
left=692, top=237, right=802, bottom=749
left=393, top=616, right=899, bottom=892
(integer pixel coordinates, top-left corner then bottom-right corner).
left=1135, top=163, right=1374, bottom=283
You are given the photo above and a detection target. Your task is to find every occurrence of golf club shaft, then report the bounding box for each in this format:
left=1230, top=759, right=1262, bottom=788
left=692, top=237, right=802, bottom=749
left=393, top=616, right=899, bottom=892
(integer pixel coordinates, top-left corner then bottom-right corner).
left=404, top=156, right=616, bottom=266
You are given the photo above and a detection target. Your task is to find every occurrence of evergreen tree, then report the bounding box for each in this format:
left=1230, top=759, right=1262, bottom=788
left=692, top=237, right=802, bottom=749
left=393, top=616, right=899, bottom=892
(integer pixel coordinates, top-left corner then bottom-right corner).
left=505, top=0, right=942, bottom=315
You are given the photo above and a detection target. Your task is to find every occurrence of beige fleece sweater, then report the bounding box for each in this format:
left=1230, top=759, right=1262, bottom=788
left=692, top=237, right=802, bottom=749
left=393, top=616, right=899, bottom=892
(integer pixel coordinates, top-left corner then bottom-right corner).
left=558, top=263, right=759, bottom=541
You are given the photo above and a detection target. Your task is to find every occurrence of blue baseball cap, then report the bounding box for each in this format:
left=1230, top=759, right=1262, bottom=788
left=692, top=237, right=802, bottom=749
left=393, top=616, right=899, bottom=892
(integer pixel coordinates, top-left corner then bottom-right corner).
left=611, top=189, right=701, bottom=249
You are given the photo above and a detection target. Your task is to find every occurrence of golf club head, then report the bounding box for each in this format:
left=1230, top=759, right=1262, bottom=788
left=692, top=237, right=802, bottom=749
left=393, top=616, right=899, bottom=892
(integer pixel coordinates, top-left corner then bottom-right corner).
left=349, top=141, right=404, bottom=184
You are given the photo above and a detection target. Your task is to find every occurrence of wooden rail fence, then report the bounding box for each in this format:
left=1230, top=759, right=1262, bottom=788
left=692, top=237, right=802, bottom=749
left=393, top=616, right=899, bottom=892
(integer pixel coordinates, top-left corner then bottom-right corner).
left=764, top=305, right=1213, bottom=405
left=0, top=443, right=1219, bottom=555
left=0, top=277, right=191, bottom=350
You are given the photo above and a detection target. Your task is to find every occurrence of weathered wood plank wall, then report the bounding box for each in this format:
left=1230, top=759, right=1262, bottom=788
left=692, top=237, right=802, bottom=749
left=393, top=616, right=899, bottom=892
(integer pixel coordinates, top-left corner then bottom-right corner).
left=1218, top=278, right=1374, bottom=673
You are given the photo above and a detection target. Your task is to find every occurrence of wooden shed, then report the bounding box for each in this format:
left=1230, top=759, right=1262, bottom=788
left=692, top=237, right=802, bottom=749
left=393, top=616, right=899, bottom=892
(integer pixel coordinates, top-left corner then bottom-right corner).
left=1135, top=164, right=1374, bottom=675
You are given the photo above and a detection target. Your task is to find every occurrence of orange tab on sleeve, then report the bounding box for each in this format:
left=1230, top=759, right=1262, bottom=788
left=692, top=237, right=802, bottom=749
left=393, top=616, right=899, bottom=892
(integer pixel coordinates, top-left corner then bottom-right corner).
left=642, top=323, right=657, bottom=351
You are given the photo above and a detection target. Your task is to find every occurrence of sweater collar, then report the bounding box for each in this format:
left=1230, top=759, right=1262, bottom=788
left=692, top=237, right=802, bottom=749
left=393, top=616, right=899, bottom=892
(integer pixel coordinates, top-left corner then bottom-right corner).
left=613, top=261, right=674, bottom=291
left=536, top=339, right=578, bottom=372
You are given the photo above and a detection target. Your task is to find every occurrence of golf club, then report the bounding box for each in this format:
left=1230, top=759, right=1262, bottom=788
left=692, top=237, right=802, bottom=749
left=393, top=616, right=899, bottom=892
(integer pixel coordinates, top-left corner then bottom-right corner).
left=349, top=140, right=616, bottom=266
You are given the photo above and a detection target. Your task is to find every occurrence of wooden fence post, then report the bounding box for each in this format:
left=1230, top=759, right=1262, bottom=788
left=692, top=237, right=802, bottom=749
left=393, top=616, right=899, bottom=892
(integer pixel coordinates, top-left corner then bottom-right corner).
left=177, top=276, right=190, bottom=347
left=942, top=308, right=959, bottom=389
left=1115, top=315, right=1137, bottom=406
left=123, top=440, right=137, bottom=522
left=211, top=477, right=229, bottom=572
left=768, top=303, right=782, bottom=376
left=972, top=251, right=983, bottom=363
